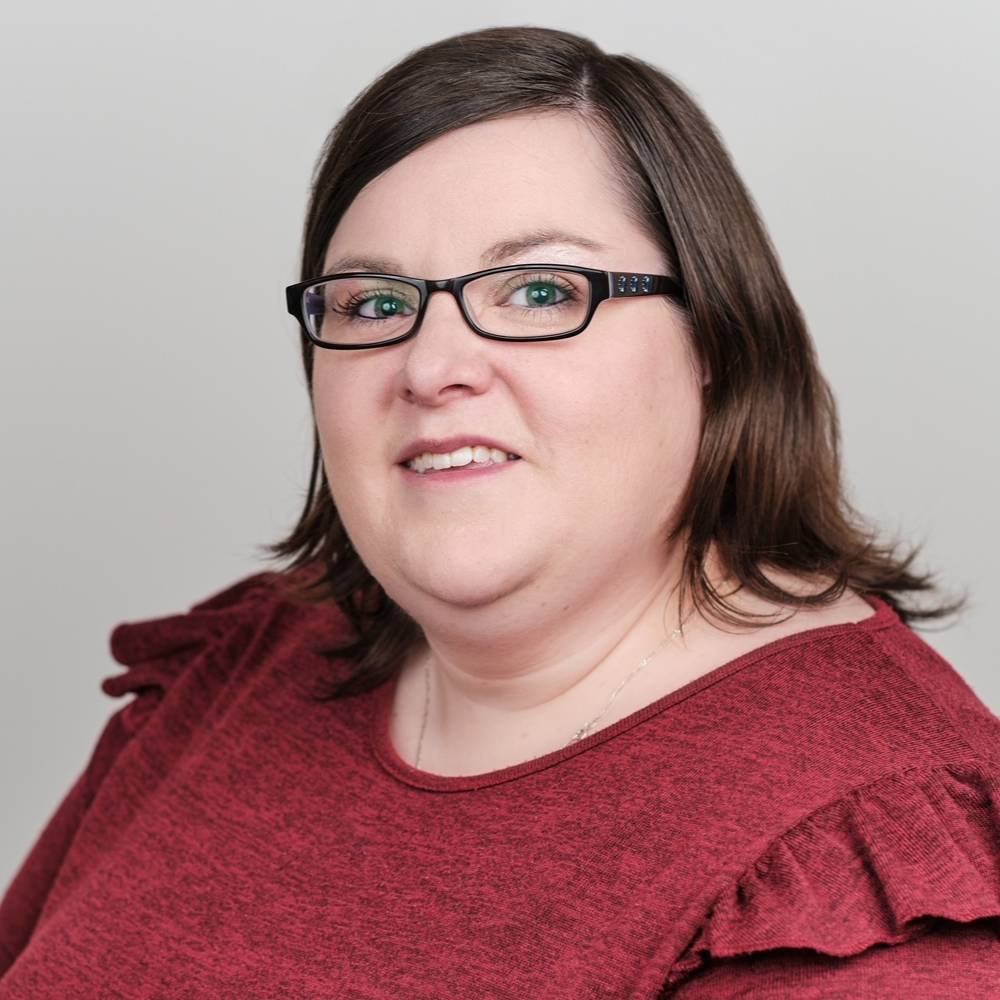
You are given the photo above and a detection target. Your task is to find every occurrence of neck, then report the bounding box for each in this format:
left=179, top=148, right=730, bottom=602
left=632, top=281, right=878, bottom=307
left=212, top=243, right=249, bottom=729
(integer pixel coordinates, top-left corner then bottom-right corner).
left=395, top=542, right=698, bottom=772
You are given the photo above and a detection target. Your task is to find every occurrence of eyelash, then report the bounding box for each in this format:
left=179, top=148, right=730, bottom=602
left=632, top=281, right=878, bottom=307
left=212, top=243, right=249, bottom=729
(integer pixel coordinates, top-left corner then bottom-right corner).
left=332, top=273, right=582, bottom=322
left=500, top=273, right=580, bottom=307
left=334, top=288, right=412, bottom=321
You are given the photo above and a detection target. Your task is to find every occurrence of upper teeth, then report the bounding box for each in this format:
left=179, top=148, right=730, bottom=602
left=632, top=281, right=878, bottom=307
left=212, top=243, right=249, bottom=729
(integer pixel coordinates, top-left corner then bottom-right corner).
left=405, top=445, right=517, bottom=473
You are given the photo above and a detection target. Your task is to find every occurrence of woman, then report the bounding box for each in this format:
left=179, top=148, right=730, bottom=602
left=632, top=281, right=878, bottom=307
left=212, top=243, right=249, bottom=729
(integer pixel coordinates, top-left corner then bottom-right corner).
left=1, top=25, right=998, bottom=999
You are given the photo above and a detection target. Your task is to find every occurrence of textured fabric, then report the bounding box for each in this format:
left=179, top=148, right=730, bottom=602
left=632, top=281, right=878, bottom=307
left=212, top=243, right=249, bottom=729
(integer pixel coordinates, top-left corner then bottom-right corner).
left=2, top=569, right=1000, bottom=998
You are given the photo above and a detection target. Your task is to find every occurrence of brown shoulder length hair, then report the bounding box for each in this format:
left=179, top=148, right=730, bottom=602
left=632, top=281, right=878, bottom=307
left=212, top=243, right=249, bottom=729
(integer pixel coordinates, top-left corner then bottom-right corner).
left=259, top=25, right=965, bottom=699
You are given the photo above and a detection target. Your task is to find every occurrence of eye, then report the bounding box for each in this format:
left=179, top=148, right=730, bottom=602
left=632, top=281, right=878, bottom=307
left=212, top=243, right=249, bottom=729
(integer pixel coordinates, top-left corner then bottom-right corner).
left=352, top=293, right=414, bottom=320
left=506, top=277, right=575, bottom=309
left=333, top=286, right=419, bottom=321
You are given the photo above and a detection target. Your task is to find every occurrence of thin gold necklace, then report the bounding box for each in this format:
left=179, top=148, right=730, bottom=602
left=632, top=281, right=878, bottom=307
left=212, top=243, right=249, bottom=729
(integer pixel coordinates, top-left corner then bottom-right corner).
left=413, top=607, right=692, bottom=770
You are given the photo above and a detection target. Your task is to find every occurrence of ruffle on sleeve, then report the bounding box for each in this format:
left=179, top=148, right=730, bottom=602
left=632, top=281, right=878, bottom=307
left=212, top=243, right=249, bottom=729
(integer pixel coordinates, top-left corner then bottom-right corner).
left=101, top=570, right=280, bottom=735
left=668, top=760, right=1000, bottom=989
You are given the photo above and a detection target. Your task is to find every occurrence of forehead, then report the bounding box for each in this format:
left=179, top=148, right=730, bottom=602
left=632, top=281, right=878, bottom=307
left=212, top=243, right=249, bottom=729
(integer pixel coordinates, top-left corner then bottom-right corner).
left=324, top=111, right=650, bottom=274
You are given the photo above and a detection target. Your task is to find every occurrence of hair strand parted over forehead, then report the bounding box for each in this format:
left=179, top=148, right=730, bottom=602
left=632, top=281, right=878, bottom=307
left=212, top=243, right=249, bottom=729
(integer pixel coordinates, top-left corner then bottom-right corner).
left=260, top=25, right=964, bottom=700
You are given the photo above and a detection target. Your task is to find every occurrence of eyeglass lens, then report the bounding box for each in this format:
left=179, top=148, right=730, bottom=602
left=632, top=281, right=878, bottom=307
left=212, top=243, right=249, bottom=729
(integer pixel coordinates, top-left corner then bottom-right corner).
left=302, top=268, right=593, bottom=345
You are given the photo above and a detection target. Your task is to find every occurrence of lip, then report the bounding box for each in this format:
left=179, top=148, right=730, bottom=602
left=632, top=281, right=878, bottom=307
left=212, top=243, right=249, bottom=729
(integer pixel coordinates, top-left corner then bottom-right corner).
left=394, top=435, right=521, bottom=465
left=398, top=456, right=523, bottom=484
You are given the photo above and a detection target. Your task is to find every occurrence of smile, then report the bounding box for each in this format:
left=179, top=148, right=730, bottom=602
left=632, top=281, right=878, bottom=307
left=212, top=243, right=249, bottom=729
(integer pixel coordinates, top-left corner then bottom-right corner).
left=399, top=453, right=523, bottom=483
left=404, top=445, right=520, bottom=475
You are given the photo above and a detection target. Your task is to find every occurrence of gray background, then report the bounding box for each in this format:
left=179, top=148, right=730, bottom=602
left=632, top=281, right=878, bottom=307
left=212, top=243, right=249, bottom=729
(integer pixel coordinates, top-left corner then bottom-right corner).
left=1, top=1, right=997, bottom=890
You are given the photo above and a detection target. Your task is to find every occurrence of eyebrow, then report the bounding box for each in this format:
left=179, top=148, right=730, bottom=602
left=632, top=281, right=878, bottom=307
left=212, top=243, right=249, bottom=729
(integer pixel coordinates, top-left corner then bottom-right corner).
left=322, top=228, right=608, bottom=276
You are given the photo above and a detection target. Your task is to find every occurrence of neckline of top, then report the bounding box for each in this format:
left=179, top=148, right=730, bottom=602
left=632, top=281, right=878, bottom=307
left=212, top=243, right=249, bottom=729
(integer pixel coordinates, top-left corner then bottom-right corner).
left=369, top=592, right=900, bottom=793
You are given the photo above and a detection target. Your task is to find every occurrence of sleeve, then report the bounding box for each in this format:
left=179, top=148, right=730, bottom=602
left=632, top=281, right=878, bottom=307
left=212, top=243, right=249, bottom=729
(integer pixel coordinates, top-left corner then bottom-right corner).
left=0, top=570, right=279, bottom=978
left=663, top=760, right=1000, bottom=998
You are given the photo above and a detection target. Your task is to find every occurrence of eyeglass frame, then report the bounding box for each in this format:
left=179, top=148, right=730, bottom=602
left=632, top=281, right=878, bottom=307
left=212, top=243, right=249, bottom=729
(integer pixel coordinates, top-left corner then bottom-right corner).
left=284, top=263, right=687, bottom=350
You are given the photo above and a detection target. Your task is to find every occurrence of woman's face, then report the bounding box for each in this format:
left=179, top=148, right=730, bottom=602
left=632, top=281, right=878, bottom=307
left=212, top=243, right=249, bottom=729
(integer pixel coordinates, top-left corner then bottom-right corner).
left=313, top=110, right=705, bottom=630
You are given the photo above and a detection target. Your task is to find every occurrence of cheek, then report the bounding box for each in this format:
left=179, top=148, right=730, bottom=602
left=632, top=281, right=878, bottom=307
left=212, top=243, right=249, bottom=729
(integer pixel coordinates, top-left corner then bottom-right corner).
left=310, top=361, right=377, bottom=492
left=311, top=369, right=342, bottom=462
left=560, top=314, right=699, bottom=429
left=550, top=327, right=702, bottom=500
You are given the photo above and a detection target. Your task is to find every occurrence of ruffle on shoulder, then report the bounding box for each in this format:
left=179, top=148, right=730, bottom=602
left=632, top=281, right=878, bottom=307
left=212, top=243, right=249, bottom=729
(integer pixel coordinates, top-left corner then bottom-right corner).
left=668, top=760, right=1000, bottom=989
left=101, top=570, right=283, bottom=734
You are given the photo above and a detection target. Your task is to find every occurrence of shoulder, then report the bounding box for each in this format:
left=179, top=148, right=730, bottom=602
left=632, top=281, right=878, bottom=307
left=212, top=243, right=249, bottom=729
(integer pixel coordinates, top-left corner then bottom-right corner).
left=690, top=561, right=996, bottom=766
left=102, top=564, right=347, bottom=735
left=664, top=568, right=1000, bottom=993
left=681, top=559, right=883, bottom=683
left=0, top=567, right=348, bottom=971
left=665, top=755, right=1000, bottom=995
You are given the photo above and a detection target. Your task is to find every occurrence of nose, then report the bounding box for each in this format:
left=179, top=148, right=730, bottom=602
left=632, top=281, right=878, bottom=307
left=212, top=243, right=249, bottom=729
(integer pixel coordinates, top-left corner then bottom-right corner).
left=396, top=285, right=494, bottom=405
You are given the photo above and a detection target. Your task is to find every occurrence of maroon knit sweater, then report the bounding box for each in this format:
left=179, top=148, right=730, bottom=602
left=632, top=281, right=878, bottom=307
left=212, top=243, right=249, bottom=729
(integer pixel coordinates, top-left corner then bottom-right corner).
left=2, top=570, right=999, bottom=998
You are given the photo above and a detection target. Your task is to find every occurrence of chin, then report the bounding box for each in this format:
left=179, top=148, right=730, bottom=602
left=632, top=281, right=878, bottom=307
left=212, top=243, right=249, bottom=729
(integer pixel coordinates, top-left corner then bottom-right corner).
left=393, top=556, right=535, bottom=613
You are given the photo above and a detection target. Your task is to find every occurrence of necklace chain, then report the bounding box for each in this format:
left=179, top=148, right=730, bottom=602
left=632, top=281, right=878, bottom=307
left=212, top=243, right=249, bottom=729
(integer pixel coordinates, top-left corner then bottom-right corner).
left=413, top=607, right=692, bottom=770
left=564, top=625, right=683, bottom=745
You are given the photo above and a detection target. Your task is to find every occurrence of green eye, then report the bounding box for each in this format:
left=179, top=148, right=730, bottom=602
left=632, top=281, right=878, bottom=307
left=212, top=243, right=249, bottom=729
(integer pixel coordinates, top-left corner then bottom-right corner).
left=510, top=280, right=570, bottom=308
left=331, top=286, right=419, bottom=322
left=357, top=294, right=411, bottom=319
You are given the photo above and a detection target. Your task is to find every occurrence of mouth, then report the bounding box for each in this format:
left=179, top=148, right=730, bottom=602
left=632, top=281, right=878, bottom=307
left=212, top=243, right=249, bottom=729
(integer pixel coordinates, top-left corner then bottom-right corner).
left=398, top=450, right=523, bottom=482
left=399, top=446, right=521, bottom=476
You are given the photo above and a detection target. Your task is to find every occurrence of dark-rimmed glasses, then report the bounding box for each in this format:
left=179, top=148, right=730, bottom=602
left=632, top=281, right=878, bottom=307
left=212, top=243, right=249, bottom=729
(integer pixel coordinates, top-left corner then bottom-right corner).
left=285, top=263, right=686, bottom=350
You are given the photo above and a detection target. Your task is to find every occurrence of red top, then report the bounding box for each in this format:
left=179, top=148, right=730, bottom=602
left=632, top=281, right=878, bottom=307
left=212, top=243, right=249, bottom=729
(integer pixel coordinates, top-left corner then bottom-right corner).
left=2, top=570, right=999, bottom=998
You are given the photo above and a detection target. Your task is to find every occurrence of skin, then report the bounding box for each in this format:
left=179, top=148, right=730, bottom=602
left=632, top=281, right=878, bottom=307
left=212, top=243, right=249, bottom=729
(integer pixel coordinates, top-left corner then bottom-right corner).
left=312, top=110, right=873, bottom=776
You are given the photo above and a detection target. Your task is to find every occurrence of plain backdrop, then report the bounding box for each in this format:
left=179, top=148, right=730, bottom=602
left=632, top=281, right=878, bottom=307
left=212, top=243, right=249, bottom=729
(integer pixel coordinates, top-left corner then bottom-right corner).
left=1, top=0, right=997, bottom=891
